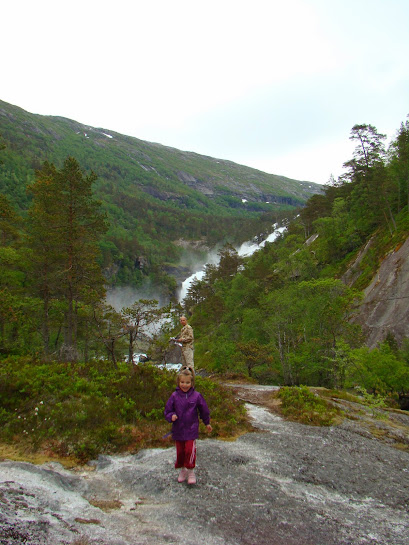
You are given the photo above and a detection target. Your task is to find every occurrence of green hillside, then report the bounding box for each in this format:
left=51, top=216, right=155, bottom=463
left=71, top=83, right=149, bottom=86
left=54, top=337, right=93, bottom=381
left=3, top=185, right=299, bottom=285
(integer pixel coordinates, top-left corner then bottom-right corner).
left=183, top=120, right=409, bottom=400
left=1, top=109, right=409, bottom=422
left=0, top=99, right=321, bottom=295
left=2, top=117, right=409, bottom=465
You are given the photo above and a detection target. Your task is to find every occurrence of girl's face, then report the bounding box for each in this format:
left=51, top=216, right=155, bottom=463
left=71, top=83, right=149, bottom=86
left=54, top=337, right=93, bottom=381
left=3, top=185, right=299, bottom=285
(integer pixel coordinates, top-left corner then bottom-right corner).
left=179, top=375, right=192, bottom=393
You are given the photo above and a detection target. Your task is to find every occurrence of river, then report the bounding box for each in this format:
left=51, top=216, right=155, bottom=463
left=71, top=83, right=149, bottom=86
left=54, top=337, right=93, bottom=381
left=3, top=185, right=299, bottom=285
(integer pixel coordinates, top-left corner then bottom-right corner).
left=178, top=225, right=286, bottom=302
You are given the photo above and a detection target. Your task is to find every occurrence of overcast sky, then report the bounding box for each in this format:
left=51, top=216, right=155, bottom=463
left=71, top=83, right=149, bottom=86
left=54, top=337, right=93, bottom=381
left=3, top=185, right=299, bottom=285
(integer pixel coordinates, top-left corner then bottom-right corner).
left=2, top=0, right=408, bottom=184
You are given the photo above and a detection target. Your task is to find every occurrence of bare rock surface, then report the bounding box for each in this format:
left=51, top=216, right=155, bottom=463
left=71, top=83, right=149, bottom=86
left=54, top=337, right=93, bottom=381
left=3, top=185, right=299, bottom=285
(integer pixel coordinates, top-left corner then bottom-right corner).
left=346, top=235, right=409, bottom=348
left=1, top=385, right=409, bottom=545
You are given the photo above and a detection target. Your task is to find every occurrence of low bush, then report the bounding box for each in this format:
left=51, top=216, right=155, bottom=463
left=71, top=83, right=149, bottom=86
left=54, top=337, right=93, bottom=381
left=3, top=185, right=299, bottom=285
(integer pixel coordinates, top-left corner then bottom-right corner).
left=0, top=356, right=249, bottom=463
left=277, top=385, right=340, bottom=426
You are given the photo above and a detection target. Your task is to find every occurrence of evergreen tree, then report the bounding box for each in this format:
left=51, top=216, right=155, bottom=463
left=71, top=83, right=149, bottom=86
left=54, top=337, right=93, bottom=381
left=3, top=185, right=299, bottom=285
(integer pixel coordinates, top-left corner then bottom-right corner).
left=346, top=123, right=386, bottom=172
left=341, top=124, right=395, bottom=232
left=0, top=194, right=21, bottom=246
left=0, top=133, right=5, bottom=165
left=388, top=118, right=409, bottom=212
left=0, top=196, right=27, bottom=353
left=27, top=157, right=107, bottom=359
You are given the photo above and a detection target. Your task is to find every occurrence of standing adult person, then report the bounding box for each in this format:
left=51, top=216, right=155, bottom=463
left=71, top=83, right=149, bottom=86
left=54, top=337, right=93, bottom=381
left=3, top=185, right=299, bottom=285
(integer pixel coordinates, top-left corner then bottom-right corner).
left=175, top=315, right=194, bottom=369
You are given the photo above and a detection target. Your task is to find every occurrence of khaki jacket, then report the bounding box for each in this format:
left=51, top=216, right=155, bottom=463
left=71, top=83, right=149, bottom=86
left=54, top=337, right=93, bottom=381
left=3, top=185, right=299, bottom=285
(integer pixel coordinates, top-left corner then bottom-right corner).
left=178, top=324, right=194, bottom=350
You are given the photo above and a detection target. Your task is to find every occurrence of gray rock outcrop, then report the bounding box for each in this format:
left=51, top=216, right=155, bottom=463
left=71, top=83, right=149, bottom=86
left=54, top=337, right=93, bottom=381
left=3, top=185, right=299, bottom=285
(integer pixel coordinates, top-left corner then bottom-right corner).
left=1, top=386, right=408, bottom=545
left=349, top=236, right=409, bottom=347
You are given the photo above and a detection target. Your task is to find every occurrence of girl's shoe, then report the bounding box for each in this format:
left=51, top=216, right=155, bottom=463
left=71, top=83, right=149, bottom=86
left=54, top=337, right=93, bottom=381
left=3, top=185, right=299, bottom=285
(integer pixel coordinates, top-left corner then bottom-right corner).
left=177, top=468, right=188, bottom=483
left=187, top=469, right=196, bottom=485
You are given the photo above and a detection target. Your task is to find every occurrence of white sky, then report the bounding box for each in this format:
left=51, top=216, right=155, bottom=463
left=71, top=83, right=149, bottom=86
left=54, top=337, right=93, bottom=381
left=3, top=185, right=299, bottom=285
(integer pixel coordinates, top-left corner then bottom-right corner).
left=2, top=0, right=408, bottom=184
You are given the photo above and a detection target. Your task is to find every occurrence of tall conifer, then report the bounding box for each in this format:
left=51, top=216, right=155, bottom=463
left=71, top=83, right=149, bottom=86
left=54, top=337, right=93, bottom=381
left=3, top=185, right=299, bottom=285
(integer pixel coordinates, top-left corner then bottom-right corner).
left=27, top=157, right=107, bottom=359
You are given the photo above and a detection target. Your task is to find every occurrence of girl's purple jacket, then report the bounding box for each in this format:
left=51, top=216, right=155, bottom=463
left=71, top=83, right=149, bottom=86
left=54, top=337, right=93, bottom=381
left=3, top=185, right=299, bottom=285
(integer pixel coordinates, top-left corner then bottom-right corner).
left=164, top=387, right=210, bottom=441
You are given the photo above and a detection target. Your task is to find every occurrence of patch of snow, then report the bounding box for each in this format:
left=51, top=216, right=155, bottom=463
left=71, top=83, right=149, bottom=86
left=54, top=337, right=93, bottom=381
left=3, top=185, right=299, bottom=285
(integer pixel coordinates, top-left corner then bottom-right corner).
left=102, top=133, right=113, bottom=139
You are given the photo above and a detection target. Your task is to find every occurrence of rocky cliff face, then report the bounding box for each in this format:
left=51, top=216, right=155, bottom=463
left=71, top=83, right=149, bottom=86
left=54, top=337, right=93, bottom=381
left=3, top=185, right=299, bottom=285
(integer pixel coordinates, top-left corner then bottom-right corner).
left=346, top=236, right=409, bottom=348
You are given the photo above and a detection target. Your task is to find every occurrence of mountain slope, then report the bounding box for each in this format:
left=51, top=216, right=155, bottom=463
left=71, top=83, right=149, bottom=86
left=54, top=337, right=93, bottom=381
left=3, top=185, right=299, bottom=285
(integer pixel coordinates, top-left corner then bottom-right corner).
left=0, top=99, right=322, bottom=292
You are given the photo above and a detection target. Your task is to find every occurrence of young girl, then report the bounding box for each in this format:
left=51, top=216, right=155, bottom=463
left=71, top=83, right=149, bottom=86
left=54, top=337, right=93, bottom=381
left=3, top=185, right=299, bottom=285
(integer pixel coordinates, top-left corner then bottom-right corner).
left=164, top=366, right=212, bottom=484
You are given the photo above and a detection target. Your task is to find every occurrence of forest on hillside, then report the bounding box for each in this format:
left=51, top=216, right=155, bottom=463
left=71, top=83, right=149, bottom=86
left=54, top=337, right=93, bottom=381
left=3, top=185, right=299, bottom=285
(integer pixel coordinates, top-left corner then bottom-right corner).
left=1, top=118, right=409, bottom=399
left=182, top=120, right=409, bottom=401
left=2, top=118, right=409, bottom=461
left=0, top=100, right=318, bottom=296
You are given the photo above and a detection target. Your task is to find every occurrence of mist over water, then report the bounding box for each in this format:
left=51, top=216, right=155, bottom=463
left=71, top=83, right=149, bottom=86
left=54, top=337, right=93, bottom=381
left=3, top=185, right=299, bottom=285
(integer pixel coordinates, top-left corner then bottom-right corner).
left=177, top=225, right=286, bottom=302
left=105, top=284, right=173, bottom=341
left=105, top=226, right=286, bottom=310
left=105, top=283, right=167, bottom=312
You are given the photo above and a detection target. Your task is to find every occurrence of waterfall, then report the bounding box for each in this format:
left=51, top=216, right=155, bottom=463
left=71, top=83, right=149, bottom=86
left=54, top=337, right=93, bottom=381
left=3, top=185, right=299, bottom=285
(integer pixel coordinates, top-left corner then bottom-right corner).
left=178, top=225, right=286, bottom=302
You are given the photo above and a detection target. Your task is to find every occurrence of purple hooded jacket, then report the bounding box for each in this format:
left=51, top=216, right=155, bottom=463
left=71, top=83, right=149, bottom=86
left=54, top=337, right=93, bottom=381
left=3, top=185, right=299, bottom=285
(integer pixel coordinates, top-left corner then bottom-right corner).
left=164, top=387, right=210, bottom=441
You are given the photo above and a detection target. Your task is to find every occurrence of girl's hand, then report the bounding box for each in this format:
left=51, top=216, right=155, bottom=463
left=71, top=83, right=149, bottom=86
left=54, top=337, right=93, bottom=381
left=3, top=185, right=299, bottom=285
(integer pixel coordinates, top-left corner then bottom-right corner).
left=171, top=414, right=178, bottom=422
left=206, top=424, right=212, bottom=433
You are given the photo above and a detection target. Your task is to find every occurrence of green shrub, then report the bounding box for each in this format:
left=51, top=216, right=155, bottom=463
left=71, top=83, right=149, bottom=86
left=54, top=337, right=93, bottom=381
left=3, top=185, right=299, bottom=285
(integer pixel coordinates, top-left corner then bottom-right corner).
left=277, top=385, right=340, bottom=426
left=0, top=356, right=249, bottom=462
left=251, top=364, right=283, bottom=385
left=354, top=386, right=388, bottom=416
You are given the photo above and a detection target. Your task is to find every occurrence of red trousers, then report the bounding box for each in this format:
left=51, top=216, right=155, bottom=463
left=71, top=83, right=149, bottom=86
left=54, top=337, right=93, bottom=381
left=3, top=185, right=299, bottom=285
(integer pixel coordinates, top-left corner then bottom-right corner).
left=175, top=440, right=196, bottom=469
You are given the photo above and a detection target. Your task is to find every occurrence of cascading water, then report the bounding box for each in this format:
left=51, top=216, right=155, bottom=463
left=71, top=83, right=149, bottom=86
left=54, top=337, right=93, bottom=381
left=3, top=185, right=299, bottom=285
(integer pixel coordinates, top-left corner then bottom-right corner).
left=177, top=225, right=286, bottom=302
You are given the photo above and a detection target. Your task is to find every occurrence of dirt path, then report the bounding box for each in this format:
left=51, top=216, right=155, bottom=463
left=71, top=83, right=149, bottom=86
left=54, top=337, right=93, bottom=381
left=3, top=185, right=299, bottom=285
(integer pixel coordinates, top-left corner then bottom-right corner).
left=1, top=384, right=409, bottom=545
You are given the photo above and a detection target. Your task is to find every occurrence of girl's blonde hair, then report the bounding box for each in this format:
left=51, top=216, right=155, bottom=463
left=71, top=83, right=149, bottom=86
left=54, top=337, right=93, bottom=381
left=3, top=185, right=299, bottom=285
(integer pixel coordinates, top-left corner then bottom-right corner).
left=177, top=366, right=195, bottom=387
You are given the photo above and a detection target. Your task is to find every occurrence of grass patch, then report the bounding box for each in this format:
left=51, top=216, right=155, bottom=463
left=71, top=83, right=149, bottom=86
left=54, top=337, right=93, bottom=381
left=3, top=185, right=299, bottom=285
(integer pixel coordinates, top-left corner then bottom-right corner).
left=0, top=442, right=79, bottom=468
left=394, top=443, right=409, bottom=452
left=317, top=388, right=363, bottom=404
left=277, top=385, right=341, bottom=426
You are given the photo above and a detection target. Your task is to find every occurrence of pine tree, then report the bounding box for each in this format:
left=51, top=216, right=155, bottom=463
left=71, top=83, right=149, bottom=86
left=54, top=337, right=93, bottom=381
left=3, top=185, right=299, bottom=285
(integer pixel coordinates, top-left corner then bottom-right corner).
left=0, top=194, right=20, bottom=246
left=342, top=124, right=396, bottom=233
left=27, top=157, right=107, bottom=359
left=0, top=195, right=25, bottom=351
left=388, top=118, right=409, bottom=212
